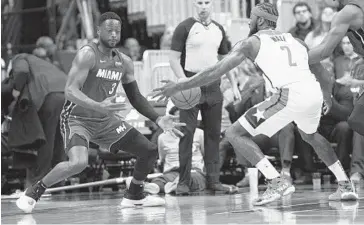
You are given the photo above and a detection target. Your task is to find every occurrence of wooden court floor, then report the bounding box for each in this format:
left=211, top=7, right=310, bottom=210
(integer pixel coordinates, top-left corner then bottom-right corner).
left=2, top=185, right=364, bottom=224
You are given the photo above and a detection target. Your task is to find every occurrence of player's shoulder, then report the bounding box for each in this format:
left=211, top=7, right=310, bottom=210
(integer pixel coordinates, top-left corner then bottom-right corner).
left=114, top=49, right=134, bottom=70
left=74, top=45, right=96, bottom=66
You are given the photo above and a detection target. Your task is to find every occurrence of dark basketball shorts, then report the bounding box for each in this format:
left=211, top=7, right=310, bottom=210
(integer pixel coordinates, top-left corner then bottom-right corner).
left=238, top=81, right=323, bottom=137
left=60, top=115, right=133, bottom=152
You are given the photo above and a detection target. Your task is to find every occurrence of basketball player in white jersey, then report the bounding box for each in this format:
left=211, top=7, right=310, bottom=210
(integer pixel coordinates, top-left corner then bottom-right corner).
left=154, top=3, right=358, bottom=206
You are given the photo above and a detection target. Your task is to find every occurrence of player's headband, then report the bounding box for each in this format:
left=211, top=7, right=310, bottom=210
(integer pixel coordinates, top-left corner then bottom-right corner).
left=251, top=7, right=278, bottom=23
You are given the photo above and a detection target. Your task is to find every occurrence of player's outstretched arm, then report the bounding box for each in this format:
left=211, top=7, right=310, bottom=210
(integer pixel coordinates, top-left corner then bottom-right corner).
left=65, top=47, right=100, bottom=111
left=176, top=38, right=254, bottom=91
left=121, top=56, right=185, bottom=136
left=308, top=5, right=359, bottom=64
left=121, top=56, right=160, bottom=123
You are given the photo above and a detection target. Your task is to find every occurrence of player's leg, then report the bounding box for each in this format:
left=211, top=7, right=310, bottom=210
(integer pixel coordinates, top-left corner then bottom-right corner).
left=348, top=94, right=364, bottom=136
left=350, top=132, right=364, bottom=193
left=16, top=116, right=92, bottom=213
left=277, top=123, right=295, bottom=178
left=225, top=90, right=295, bottom=205
left=102, top=119, right=164, bottom=207
left=295, top=102, right=358, bottom=201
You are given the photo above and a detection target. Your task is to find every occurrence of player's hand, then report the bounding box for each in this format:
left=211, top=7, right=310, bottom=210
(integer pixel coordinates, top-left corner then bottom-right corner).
left=323, top=96, right=332, bottom=115
left=98, top=95, right=128, bottom=115
left=156, top=115, right=186, bottom=138
left=152, top=80, right=179, bottom=102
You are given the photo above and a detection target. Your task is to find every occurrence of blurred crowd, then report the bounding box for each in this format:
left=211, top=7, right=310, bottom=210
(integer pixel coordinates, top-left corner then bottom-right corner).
left=2, top=0, right=364, bottom=195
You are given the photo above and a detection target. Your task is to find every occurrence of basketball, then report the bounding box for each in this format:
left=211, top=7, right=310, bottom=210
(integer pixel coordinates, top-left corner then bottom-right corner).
left=171, top=87, right=201, bottom=110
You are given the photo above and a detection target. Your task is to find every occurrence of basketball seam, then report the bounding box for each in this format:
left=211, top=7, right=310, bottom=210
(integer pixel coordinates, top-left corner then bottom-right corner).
left=180, top=90, right=194, bottom=109
left=189, top=90, right=201, bottom=107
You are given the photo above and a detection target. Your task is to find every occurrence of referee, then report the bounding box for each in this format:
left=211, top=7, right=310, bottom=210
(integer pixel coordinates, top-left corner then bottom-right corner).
left=169, top=0, right=240, bottom=195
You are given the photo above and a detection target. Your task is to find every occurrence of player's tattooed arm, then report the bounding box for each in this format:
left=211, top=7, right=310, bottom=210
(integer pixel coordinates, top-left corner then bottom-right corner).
left=65, top=46, right=101, bottom=110
left=177, top=37, right=257, bottom=91
left=308, top=5, right=359, bottom=64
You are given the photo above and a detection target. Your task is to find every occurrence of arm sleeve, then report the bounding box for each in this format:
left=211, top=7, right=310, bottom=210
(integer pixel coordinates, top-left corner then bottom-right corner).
left=122, top=81, right=160, bottom=122
left=171, top=21, right=189, bottom=52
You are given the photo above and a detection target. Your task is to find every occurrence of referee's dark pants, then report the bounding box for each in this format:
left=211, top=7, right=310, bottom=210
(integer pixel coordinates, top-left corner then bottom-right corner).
left=178, top=71, right=223, bottom=186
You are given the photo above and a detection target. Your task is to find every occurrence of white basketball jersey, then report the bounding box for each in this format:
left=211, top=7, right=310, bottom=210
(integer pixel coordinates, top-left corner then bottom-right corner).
left=253, top=30, right=316, bottom=88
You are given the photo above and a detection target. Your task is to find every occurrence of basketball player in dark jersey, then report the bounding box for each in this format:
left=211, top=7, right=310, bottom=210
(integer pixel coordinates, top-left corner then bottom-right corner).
left=16, top=12, right=185, bottom=213
left=308, top=0, right=364, bottom=136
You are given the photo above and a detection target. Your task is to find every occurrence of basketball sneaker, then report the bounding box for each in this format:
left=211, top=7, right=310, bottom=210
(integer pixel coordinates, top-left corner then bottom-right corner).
left=16, top=181, right=46, bottom=213
left=328, top=180, right=358, bottom=201
left=253, top=176, right=295, bottom=206
left=125, top=177, right=160, bottom=194
left=120, top=180, right=165, bottom=208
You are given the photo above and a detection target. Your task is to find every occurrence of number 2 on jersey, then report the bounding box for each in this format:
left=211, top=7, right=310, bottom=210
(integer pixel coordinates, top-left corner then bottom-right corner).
left=109, top=83, right=117, bottom=95
left=280, top=46, right=297, bottom=67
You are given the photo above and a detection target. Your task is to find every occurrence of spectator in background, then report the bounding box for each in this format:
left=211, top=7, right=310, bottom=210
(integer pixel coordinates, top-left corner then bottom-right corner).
left=305, top=7, right=336, bottom=72
left=160, top=27, right=175, bottom=50
left=334, top=36, right=361, bottom=80
left=288, top=2, right=315, bottom=41
left=36, top=36, right=61, bottom=68
left=1, top=58, right=7, bottom=82
left=124, top=38, right=144, bottom=61
left=2, top=52, right=66, bottom=191
left=304, top=7, right=336, bottom=49
left=151, top=107, right=206, bottom=194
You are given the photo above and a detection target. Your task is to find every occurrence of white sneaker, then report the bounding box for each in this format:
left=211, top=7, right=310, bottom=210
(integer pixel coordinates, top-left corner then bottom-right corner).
left=16, top=181, right=47, bottom=213
left=164, top=176, right=179, bottom=194
left=125, top=177, right=160, bottom=194
left=120, top=193, right=165, bottom=208
left=16, top=195, right=36, bottom=214
left=329, top=180, right=358, bottom=201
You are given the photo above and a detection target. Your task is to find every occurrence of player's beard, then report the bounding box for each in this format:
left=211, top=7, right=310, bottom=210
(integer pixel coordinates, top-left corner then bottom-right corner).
left=99, top=38, right=114, bottom=49
left=248, top=24, right=258, bottom=37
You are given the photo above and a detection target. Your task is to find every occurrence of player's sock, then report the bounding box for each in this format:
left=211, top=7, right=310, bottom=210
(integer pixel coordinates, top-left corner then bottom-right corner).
left=328, top=161, right=349, bottom=182
left=128, top=179, right=144, bottom=195
left=256, top=157, right=280, bottom=180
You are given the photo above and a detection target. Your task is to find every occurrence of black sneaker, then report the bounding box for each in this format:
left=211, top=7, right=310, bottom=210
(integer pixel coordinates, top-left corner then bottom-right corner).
left=16, top=181, right=46, bottom=213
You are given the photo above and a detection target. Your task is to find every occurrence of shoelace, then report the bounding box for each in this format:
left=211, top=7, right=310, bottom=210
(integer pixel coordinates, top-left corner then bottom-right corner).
left=262, top=178, right=288, bottom=198
left=338, top=181, right=353, bottom=193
